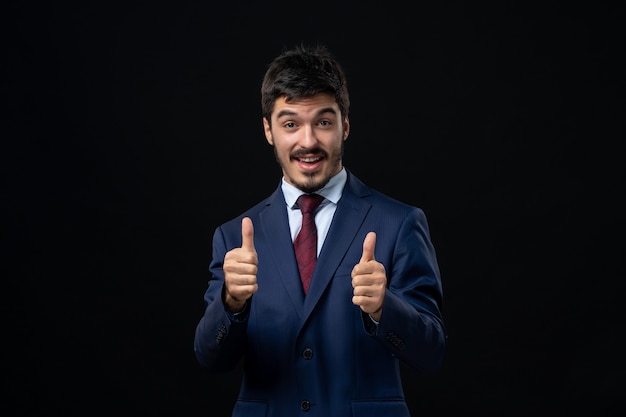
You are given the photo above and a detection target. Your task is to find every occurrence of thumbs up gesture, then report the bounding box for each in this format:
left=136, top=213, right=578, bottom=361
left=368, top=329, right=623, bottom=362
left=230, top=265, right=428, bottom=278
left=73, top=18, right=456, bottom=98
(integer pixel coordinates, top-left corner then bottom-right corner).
left=352, top=232, right=387, bottom=322
left=223, top=217, right=258, bottom=313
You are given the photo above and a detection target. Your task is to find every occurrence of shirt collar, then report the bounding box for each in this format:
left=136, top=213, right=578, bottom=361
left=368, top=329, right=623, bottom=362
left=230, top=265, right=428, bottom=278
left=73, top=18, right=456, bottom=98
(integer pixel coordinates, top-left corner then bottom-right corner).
left=282, top=168, right=347, bottom=209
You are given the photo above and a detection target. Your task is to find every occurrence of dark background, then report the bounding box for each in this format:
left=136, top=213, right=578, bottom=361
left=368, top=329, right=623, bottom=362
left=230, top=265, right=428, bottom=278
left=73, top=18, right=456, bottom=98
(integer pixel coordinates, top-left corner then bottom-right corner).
left=3, top=1, right=624, bottom=416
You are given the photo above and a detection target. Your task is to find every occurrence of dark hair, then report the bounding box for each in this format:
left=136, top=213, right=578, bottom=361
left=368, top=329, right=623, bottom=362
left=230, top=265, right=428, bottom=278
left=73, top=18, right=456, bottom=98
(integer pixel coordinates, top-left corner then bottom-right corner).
left=261, top=43, right=350, bottom=124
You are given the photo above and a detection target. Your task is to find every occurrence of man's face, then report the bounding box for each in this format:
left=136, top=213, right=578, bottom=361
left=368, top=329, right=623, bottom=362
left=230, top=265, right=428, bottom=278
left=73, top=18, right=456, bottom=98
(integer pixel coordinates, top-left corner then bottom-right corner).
left=263, top=93, right=350, bottom=193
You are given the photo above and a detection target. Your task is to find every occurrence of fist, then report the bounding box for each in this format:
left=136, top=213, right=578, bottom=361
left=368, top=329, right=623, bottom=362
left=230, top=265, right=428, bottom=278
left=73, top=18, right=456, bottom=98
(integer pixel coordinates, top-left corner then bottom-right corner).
left=351, top=232, right=386, bottom=321
left=223, top=217, right=258, bottom=312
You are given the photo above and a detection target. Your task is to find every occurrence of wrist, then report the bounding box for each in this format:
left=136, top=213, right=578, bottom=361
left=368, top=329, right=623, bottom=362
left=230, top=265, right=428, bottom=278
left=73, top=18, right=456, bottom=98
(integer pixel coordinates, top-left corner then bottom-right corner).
left=369, top=309, right=382, bottom=323
left=224, top=291, right=246, bottom=313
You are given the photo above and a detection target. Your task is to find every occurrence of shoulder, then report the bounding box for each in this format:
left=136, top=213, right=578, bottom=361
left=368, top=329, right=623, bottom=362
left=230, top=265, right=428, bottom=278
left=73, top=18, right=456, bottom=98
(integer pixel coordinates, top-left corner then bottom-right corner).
left=345, top=170, right=422, bottom=215
left=218, top=187, right=283, bottom=232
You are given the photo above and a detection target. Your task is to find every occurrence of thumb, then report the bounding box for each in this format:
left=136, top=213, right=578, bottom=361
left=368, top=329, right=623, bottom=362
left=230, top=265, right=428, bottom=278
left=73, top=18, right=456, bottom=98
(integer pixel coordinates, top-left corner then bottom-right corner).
left=241, top=217, right=255, bottom=251
left=360, top=231, right=376, bottom=263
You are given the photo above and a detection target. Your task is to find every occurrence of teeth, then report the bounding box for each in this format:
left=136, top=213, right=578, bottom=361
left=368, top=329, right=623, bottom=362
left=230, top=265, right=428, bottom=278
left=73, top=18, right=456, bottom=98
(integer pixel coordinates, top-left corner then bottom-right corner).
left=300, top=157, right=319, bottom=162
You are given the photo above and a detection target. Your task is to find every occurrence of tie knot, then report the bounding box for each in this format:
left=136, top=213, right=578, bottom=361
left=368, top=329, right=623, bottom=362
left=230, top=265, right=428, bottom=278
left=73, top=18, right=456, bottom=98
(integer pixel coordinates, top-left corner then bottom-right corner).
left=297, top=193, right=324, bottom=214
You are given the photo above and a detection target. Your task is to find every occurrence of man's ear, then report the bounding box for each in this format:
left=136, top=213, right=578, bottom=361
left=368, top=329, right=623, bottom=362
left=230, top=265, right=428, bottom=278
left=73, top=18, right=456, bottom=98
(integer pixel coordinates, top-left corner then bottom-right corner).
left=263, top=117, right=273, bottom=145
left=343, top=117, right=350, bottom=140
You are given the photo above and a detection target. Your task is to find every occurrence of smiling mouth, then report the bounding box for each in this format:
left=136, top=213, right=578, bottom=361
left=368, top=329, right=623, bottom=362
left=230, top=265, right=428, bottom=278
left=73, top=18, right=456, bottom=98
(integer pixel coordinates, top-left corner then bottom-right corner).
left=297, top=156, right=321, bottom=163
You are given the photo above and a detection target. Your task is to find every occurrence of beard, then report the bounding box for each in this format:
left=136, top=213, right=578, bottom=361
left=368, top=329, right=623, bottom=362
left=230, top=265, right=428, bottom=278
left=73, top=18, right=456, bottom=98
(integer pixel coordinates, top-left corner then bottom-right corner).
left=294, top=172, right=331, bottom=194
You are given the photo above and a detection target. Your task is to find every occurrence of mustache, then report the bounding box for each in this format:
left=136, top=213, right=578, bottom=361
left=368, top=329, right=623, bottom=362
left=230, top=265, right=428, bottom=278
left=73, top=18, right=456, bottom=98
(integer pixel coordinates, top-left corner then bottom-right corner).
left=291, top=148, right=326, bottom=158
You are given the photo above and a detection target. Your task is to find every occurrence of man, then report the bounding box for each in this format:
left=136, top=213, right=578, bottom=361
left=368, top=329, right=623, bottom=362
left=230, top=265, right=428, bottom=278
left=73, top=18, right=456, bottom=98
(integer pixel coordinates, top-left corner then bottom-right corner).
left=194, top=43, right=447, bottom=417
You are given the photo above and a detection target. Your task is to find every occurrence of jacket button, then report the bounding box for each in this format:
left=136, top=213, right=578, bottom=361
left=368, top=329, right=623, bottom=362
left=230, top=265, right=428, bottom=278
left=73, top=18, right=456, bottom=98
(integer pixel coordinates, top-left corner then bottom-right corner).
left=300, top=400, right=311, bottom=411
left=302, top=348, right=313, bottom=360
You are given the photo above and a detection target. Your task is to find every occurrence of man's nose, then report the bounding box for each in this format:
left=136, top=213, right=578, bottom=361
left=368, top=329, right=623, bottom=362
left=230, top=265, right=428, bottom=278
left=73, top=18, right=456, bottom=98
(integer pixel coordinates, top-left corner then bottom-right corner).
left=300, top=125, right=318, bottom=147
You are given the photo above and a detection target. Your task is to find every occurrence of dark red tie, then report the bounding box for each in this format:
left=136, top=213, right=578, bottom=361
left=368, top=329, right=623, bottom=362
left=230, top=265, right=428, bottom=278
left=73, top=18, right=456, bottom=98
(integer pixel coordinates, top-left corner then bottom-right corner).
left=294, top=193, right=324, bottom=294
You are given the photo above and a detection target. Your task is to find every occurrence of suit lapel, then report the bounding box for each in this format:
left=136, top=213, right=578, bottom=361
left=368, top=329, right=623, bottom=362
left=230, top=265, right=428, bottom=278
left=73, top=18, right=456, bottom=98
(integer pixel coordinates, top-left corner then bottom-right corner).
left=302, top=174, right=372, bottom=322
left=259, top=188, right=306, bottom=318
left=258, top=172, right=373, bottom=326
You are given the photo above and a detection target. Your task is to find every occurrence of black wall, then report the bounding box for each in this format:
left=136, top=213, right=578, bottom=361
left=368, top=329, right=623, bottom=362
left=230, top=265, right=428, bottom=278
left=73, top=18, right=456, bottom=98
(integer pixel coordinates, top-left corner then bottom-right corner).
left=4, top=1, right=624, bottom=416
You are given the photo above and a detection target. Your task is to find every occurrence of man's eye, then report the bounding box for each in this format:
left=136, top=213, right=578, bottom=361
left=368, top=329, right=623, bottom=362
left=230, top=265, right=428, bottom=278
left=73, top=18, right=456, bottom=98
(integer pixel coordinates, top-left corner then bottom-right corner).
left=284, top=122, right=296, bottom=128
left=319, top=120, right=331, bottom=126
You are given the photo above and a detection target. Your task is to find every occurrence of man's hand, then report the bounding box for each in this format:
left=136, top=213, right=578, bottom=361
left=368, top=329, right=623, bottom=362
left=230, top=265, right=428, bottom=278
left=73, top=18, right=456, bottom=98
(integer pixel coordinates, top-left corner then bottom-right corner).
left=351, top=232, right=386, bottom=322
left=223, top=217, right=258, bottom=313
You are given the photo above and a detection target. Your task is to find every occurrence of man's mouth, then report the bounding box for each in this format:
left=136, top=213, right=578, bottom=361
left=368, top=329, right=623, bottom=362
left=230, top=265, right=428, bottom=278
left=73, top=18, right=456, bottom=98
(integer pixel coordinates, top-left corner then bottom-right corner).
left=297, top=156, right=321, bottom=163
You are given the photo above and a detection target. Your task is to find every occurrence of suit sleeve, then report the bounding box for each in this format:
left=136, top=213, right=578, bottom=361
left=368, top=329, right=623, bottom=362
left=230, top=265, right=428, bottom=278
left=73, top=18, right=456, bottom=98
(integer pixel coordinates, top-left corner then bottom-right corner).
left=193, top=225, right=249, bottom=372
left=365, top=207, right=447, bottom=373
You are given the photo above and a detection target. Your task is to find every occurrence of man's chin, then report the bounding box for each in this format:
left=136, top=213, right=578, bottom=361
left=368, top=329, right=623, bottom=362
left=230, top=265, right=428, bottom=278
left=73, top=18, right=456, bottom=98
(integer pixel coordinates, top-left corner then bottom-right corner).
left=295, top=173, right=331, bottom=194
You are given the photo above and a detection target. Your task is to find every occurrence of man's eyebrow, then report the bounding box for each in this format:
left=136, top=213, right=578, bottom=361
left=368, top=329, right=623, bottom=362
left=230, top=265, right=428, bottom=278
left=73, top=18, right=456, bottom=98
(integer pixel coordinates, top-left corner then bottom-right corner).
left=275, top=107, right=339, bottom=119
left=315, top=107, right=339, bottom=117
left=275, top=109, right=297, bottom=119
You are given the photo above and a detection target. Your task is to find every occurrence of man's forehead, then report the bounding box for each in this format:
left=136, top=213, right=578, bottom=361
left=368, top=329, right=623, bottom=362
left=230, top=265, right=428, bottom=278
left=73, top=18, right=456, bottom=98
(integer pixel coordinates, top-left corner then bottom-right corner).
left=273, top=94, right=339, bottom=116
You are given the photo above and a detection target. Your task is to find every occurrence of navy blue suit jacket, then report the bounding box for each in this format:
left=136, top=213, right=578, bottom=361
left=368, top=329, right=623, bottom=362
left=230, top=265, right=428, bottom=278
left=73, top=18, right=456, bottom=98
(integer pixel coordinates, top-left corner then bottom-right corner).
left=194, top=170, right=446, bottom=416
